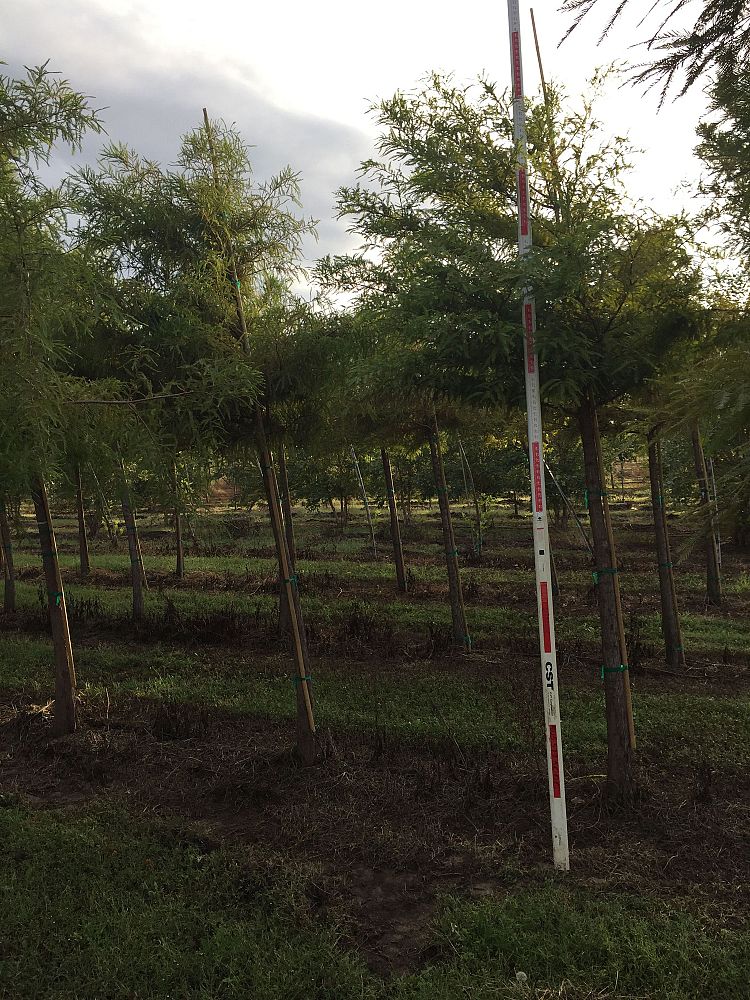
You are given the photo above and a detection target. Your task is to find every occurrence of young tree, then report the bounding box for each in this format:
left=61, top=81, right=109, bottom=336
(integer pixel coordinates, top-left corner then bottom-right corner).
left=0, top=64, right=103, bottom=733
left=325, top=72, right=703, bottom=796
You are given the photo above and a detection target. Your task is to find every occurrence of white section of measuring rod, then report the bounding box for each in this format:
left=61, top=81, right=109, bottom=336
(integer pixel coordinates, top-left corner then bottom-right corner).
left=506, top=0, right=570, bottom=872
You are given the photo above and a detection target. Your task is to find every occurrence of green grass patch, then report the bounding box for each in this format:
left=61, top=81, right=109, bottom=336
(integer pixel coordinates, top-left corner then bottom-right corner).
left=2, top=803, right=747, bottom=999
left=395, top=883, right=750, bottom=1000
left=2, top=635, right=748, bottom=763
left=0, top=803, right=374, bottom=1000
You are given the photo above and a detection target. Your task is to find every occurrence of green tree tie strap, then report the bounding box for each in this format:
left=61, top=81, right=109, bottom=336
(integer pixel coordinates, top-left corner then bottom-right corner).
left=656, top=494, right=664, bottom=507
left=48, top=590, right=63, bottom=607
left=659, top=562, right=673, bottom=568
left=584, top=488, right=607, bottom=509
left=284, top=575, right=298, bottom=586
left=600, top=663, right=628, bottom=680
left=293, top=674, right=312, bottom=686
left=463, top=635, right=472, bottom=649
left=592, top=567, right=618, bottom=584
left=450, top=548, right=459, bottom=556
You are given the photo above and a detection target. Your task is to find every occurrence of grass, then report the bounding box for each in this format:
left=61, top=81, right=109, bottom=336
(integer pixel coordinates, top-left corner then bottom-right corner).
left=2, top=500, right=749, bottom=998
left=396, top=885, right=750, bottom=1000
left=1, top=803, right=747, bottom=1000
left=0, top=803, right=374, bottom=1000
left=9, top=573, right=750, bottom=658
left=2, top=634, right=748, bottom=764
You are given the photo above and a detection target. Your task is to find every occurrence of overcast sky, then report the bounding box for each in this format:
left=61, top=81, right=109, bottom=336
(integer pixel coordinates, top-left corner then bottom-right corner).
left=3, top=0, right=708, bottom=279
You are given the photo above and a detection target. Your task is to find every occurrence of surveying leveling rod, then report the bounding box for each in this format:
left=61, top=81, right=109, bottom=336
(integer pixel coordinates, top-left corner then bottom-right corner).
left=506, top=1, right=570, bottom=870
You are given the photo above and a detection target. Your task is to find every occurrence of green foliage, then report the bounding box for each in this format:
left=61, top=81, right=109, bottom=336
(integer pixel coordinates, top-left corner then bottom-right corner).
left=561, top=0, right=750, bottom=102
left=0, top=64, right=104, bottom=490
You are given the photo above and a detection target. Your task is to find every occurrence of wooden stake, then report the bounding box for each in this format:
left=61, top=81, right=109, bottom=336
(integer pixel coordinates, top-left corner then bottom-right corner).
left=589, top=390, right=636, bottom=752
left=691, top=422, right=722, bottom=607
left=648, top=426, right=685, bottom=669
left=32, top=475, right=77, bottom=734
left=0, top=496, right=16, bottom=613
left=120, top=464, right=145, bottom=622
left=457, top=435, right=483, bottom=561
left=75, top=465, right=90, bottom=580
left=171, top=460, right=185, bottom=579
left=351, top=445, right=377, bottom=559
left=381, top=447, right=407, bottom=592
left=429, top=409, right=471, bottom=652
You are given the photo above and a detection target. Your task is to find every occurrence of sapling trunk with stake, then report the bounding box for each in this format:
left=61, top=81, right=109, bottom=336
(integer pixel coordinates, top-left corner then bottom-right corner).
left=458, top=435, right=483, bottom=562
left=544, top=458, right=594, bottom=558
left=647, top=426, right=685, bottom=668
left=202, top=108, right=317, bottom=764
left=170, top=459, right=185, bottom=579
left=32, top=475, right=77, bottom=735
left=119, top=462, right=145, bottom=621
left=278, top=443, right=297, bottom=565
left=0, top=497, right=16, bottom=613
left=351, top=445, right=377, bottom=559
left=381, top=446, right=407, bottom=592
left=90, top=467, right=115, bottom=544
left=277, top=443, right=296, bottom=636
left=428, top=410, right=471, bottom=652
left=74, top=464, right=90, bottom=580
left=708, top=457, right=722, bottom=569
left=691, top=422, right=722, bottom=607
left=579, top=390, right=636, bottom=798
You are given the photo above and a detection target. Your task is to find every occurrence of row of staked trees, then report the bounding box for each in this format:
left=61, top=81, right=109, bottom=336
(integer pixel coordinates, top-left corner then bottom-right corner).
left=2, top=44, right=750, bottom=800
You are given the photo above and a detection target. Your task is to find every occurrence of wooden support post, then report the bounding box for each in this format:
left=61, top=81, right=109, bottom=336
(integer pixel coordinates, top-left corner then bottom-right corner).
left=32, top=476, right=77, bottom=734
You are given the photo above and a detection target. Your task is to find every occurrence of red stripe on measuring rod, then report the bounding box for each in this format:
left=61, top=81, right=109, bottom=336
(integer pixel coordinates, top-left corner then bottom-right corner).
left=540, top=581, right=551, bottom=652
left=518, top=169, right=529, bottom=235
left=532, top=441, right=543, bottom=511
left=524, top=303, right=535, bottom=372
left=549, top=724, right=561, bottom=797
left=512, top=32, right=522, bottom=96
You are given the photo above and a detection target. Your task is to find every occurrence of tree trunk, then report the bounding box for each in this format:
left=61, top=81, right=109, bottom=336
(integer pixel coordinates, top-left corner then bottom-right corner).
left=278, top=444, right=297, bottom=565
left=31, top=476, right=77, bottom=735
left=171, top=461, right=185, bottom=580
left=428, top=415, right=470, bottom=651
left=255, top=416, right=317, bottom=765
left=690, top=423, right=722, bottom=607
left=74, top=465, right=91, bottom=580
left=277, top=444, right=296, bottom=637
left=648, top=427, right=685, bottom=669
left=0, top=497, right=16, bottom=613
left=458, top=437, right=483, bottom=562
left=579, top=393, right=634, bottom=800
left=120, top=477, right=144, bottom=621
left=381, top=447, right=407, bottom=592
left=351, top=446, right=377, bottom=559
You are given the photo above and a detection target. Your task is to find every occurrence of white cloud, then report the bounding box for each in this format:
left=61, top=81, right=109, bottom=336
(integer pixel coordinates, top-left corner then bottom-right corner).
left=3, top=0, right=711, bottom=268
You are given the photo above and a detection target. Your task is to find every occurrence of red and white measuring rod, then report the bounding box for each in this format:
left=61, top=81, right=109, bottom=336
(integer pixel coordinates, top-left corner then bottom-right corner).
left=506, top=0, right=569, bottom=871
